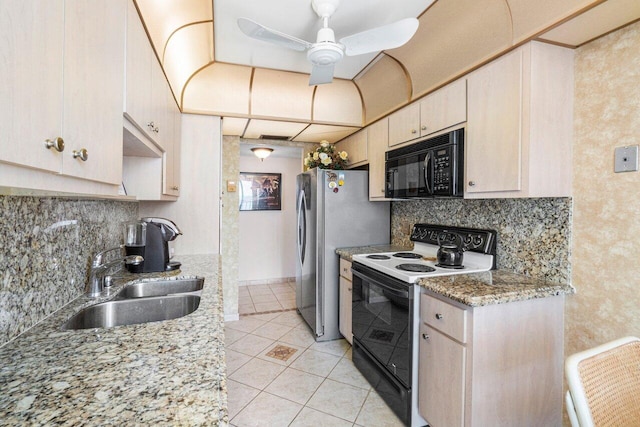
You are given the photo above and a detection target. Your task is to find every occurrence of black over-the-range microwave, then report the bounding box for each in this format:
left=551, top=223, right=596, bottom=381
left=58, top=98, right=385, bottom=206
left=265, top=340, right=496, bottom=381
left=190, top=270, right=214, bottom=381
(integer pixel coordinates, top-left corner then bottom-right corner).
left=385, top=128, right=464, bottom=199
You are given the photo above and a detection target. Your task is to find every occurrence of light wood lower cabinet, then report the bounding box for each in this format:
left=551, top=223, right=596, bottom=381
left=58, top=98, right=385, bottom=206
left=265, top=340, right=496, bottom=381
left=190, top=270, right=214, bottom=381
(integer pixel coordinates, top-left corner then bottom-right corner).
left=338, top=258, right=353, bottom=344
left=418, top=291, right=564, bottom=427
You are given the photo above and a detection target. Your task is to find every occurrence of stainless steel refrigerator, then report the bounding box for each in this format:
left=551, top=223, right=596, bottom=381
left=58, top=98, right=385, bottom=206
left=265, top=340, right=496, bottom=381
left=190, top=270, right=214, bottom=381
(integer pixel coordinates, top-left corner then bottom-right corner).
left=296, top=168, right=390, bottom=341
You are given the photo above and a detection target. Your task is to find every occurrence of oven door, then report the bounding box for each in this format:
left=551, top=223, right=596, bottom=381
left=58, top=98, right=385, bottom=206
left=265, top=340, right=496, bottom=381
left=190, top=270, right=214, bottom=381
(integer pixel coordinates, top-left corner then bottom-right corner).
left=351, top=262, right=413, bottom=387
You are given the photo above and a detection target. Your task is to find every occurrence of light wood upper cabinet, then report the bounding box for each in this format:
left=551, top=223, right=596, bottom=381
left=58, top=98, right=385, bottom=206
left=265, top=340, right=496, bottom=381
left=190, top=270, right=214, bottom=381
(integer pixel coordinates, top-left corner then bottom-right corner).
left=0, top=0, right=125, bottom=186
left=367, top=118, right=389, bottom=200
left=0, top=0, right=65, bottom=174
left=388, top=103, right=421, bottom=147
left=62, top=0, right=125, bottom=185
left=163, top=99, right=181, bottom=197
left=465, top=41, right=573, bottom=198
left=389, top=79, right=467, bottom=148
left=419, top=79, right=467, bottom=138
left=335, top=129, right=367, bottom=166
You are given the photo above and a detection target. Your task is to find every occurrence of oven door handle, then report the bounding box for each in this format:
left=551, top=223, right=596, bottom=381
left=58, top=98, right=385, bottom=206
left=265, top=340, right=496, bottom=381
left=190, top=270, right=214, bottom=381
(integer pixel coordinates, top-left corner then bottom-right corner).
left=424, top=151, right=432, bottom=195
left=351, top=269, right=409, bottom=298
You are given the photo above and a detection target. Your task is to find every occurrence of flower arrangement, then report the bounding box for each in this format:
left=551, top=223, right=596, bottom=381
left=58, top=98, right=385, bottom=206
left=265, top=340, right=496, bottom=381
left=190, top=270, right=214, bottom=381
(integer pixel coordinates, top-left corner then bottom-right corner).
left=304, top=141, right=349, bottom=170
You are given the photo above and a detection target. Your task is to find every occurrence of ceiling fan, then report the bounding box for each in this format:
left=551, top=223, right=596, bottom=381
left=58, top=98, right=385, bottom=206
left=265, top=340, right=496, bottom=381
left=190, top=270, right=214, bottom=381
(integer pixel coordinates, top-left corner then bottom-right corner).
left=237, top=0, right=419, bottom=86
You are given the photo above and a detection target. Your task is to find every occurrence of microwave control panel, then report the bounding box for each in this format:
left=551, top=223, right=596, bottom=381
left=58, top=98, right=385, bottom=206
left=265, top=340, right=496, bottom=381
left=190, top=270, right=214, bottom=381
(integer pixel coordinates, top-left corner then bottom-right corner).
left=433, top=147, right=452, bottom=193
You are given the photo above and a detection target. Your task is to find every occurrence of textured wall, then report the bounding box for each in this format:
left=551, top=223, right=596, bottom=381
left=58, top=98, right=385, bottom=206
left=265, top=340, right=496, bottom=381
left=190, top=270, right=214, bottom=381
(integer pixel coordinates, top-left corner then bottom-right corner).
left=391, top=198, right=572, bottom=284
left=0, top=197, right=137, bottom=345
left=566, top=21, right=640, bottom=356
left=221, top=135, right=240, bottom=320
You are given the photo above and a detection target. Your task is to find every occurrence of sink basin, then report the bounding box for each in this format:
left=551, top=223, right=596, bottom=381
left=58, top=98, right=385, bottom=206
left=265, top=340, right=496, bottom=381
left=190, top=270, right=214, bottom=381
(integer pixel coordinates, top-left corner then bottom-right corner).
left=116, top=277, right=204, bottom=299
left=61, top=294, right=200, bottom=330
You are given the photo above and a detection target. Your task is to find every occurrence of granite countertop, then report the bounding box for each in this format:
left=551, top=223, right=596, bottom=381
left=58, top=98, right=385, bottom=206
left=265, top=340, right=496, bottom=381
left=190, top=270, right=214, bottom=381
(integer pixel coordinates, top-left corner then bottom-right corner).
left=335, top=245, right=411, bottom=262
left=0, top=254, right=227, bottom=426
left=336, top=246, right=574, bottom=307
left=418, top=270, right=575, bottom=307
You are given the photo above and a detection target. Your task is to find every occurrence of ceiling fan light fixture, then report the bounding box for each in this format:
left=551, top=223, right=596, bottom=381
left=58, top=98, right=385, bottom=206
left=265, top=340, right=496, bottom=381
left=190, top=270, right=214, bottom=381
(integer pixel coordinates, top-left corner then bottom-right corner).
left=307, top=43, right=343, bottom=66
left=251, top=147, right=274, bottom=161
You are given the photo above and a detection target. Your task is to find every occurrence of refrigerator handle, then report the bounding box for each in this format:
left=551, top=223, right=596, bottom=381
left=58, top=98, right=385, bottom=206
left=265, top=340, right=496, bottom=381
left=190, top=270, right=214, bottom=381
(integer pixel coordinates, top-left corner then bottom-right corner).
left=296, top=190, right=306, bottom=265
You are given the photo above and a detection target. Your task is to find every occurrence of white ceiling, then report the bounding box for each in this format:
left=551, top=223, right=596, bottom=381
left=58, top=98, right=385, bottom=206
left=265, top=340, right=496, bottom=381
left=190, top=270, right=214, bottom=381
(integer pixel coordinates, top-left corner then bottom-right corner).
left=240, top=143, right=304, bottom=159
left=213, top=0, right=435, bottom=79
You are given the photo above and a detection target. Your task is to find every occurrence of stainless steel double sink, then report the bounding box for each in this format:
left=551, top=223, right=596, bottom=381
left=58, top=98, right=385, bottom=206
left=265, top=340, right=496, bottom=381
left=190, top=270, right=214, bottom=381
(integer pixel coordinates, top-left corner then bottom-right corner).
left=62, top=277, right=204, bottom=330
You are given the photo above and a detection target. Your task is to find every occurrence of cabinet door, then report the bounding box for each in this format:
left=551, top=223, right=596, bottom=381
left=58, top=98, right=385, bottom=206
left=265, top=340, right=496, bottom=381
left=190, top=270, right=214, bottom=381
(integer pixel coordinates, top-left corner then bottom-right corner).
left=367, top=118, right=389, bottom=199
left=62, top=0, right=125, bottom=184
left=124, top=0, right=153, bottom=134
left=420, top=79, right=467, bottom=137
left=151, top=60, right=170, bottom=150
left=163, top=94, right=181, bottom=197
left=0, top=0, right=64, bottom=173
left=419, top=325, right=465, bottom=427
left=388, top=103, right=420, bottom=147
left=466, top=49, right=522, bottom=193
left=336, top=130, right=367, bottom=166
left=339, top=276, right=353, bottom=344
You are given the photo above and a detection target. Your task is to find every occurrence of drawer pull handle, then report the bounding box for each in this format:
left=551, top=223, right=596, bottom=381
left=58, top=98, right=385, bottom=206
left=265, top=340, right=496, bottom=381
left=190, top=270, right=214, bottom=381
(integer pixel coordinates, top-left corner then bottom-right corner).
left=435, top=313, right=443, bottom=320
left=422, top=333, right=430, bottom=340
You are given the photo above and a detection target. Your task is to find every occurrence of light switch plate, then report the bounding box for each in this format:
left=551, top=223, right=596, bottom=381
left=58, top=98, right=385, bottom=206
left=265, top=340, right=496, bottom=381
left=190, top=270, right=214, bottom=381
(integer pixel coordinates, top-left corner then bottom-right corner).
left=614, top=145, right=639, bottom=173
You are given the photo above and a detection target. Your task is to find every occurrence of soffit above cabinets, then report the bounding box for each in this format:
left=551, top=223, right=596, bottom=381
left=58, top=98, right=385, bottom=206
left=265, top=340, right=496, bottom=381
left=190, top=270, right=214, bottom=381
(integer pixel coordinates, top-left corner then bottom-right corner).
left=135, top=0, right=634, bottom=143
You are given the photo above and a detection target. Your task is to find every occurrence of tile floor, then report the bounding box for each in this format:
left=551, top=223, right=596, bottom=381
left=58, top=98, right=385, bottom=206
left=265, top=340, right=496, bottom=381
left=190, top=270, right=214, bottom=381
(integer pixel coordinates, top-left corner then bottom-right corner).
left=238, top=282, right=296, bottom=315
left=224, top=310, right=405, bottom=427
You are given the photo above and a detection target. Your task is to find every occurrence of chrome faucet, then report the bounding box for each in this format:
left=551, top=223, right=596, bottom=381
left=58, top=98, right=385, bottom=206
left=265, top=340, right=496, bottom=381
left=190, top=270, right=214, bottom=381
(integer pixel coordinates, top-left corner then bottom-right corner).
left=87, top=247, right=143, bottom=298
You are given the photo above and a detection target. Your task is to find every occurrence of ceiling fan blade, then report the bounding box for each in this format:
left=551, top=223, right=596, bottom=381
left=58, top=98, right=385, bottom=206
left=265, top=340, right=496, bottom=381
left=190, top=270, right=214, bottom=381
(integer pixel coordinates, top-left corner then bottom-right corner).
left=309, top=64, right=335, bottom=86
left=237, top=17, right=312, bottom=52
left=339, top=18, right=419, bottom=56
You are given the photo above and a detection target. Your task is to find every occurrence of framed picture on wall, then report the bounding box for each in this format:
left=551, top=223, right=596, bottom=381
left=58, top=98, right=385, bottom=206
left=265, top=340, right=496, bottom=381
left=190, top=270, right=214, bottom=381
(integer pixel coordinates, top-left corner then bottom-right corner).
left=239, top=172, right=282, bottom=211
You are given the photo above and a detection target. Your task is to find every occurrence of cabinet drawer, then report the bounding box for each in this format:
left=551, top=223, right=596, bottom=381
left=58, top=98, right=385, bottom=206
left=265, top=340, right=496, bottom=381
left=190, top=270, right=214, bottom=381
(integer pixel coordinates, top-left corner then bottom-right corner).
left=339, top=258, right=352, bottom=281
left=421, top=294, right=467, bottom=343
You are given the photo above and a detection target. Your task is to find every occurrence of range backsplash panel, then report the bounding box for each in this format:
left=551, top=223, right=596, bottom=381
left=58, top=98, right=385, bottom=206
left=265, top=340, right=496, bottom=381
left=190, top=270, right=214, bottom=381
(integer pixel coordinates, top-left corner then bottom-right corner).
left=391, top=198, right=572, bottom=283
left=0, top=196, right=138, bottom=346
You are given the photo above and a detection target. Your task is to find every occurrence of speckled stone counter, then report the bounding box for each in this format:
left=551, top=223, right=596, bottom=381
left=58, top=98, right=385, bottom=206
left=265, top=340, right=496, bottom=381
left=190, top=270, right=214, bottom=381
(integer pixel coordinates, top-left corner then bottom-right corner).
left=418, top=270, right=575, bottom=307
left=335, top=245, right=411, bottom=262
left=0, top=254, right=227, bottom=426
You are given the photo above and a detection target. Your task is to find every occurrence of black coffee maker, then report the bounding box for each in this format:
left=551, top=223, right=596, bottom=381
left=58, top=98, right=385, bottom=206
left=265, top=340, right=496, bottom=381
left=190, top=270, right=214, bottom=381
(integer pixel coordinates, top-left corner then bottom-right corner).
left=124, top=217, right=182, bottom=273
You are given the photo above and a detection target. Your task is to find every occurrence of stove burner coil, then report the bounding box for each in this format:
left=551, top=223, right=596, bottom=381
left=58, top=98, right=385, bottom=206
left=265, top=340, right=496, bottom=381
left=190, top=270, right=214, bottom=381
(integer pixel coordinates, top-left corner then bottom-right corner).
left=393, top=252, right=422, bottom=259
left=435, top=263, right=465, bottom=270
left=366, top=254, right=391, bottom=260
left=396, top=264, right=436, bottom=273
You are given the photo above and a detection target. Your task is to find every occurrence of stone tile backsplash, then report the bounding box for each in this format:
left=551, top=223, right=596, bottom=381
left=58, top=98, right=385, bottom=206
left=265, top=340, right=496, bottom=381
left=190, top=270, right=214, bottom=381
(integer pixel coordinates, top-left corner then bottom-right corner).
left=0, top=196, right=138, bottom=346
left=391, top=198, right=572, bottom=283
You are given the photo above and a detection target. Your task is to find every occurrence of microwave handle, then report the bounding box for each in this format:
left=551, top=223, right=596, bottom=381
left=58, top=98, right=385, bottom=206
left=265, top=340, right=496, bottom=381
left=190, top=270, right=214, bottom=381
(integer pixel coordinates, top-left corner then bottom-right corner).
left=424, top=152, right=432, bottom=195
left=386, top=169, right=395, bottom=197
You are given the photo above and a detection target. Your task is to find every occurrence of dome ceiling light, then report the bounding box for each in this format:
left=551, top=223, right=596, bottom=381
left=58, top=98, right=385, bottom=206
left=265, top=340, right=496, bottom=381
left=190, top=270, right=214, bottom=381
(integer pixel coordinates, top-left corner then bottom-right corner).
left=251, top=147, right=274, bottom=161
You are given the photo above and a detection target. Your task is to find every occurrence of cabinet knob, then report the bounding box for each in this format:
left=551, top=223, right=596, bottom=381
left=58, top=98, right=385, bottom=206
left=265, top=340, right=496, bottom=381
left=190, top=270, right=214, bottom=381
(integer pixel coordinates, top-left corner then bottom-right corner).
left=422, top=333, right=430, bottom=340
left=171, top=186, right=179, bottom=191
left=411, top=129, right=417, bottom=134
left=468, top=181, right=476, bottom=187
left=435, top=313, right=443, bottom=320
left=72, top=148, right=88, bottom=162
left=421, top=125, right=427, bottom=131
left=45, top=137, right=65, bottom=152
left=380, top=189, right=385, bottom=193
left=147, top=121, right=155, bottom=129
left=348, top=288, right=352, bottom=292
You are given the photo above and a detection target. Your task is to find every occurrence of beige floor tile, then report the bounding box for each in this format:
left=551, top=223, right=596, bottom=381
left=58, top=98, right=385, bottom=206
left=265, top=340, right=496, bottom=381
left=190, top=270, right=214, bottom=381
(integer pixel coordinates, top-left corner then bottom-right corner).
left=264, top=367, right=324, bottom=405
left=279, top=300, right=297, bottom=309
left=224, top=348, right=252, bottom=375
left=269, top=283, right=292, bottom=292
left=355, top=390, right=405, bottom=427
left=254, top=301, right=284, bottom=312
left=225, top=316, right=267, bottom=333
left=250, top=312, right=281, bottom=321
left=289, top=349, right=341, bottom=377
left=227, top=333, right=274, bottom=357
left=328, top=358, right=371, bottom=390
left=224, top=328, right=248, bottom=347
left=344, top=346, right=353, bottom=360
left=232, top=391, right=303, bottom=427
left=226, top=379, right=260, bottom=420
left=310, top=338, right=350, bottom=357
left=278, top=326, right=316, bottom=349
left=257, top=341, right=305, bottom=367
left=272, top=311, right=305, bottom=327
left=238, top=304, right=256, bottom=314
left=252, top=322, right=293, bottom=341
left=228, top=358, right=286, bottom=390
left=248, top=285, right=273, bottom=296
left=251, top=293, right=279, bottom=304
left=289, top=407, right=353, bottom=427
left=306, top=379, right=369, bottom=422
